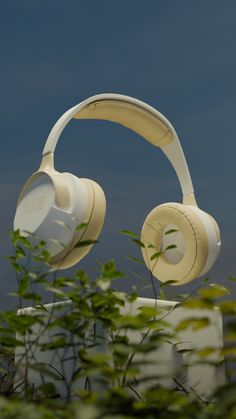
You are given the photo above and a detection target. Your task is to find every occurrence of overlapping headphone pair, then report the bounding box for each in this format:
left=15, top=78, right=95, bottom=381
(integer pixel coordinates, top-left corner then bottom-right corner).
left=14, top=94, right=221, bottom=286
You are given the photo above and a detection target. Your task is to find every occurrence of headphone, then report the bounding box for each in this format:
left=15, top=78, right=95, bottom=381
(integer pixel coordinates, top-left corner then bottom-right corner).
left=14, top=94, right=221, bottom=286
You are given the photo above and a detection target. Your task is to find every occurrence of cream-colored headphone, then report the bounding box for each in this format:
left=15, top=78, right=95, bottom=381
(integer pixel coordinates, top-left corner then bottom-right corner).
left=14, top=94, right=221, bottom=285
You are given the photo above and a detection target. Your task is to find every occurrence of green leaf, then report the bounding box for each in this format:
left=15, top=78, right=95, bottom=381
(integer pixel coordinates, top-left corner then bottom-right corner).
left=33, top=249, right=51, bottom=263
left=79, top=349, right=111, bottom=366
left=46, top=286, right=67, bottom=297
left=131, top=238, right=145, bottom=248
left=150, top=251, right=163, bottom=261
left=15, top=246, right=26, bottom=259
left=100, top=259, right=125, bottom=279
left=5, top=313, right=42, bottom=334
left=0, top=335, right=24, bottom=347
left=126, top=256, right=145, bottom=265
left=219, top=300, right=236, bottom=315
left=224, top=331, right=236, bottom=341
left=11, top=261, right=22, bottom=273
left=128, top=289, right=138, bottom=302
left=159, top=288, right=166, bottom=300
left=11, top=229, right=21, bottom=245
left=19, top=236, right=31, bottom=248
left=180, top=298, right=214, bottom=309
left=11, top=229, right=30, bottom=248
left=75, top=239, right=98, bottom=248
left=196, top=347, right=218, bottom=358
left=222, top=347, right=236, bottom=356
left=138, top=306, right=159, bottom=318
left=76, top=269, right=89, bottom=287
left=165, top=244, right=177, bottom=251
left=160, top=280, right=178, bottom=287
left=18, top=275, right=30, bottom=295
left=76, top=222, right=88, bottom=231
left=32, top=240, right=47, bottom=250
left=199, top=283, right=230, bottom=299
left=40, top=336, right=66, bottom=351
left=175, top=317, right=210, bottom=332
left=119, top=229, right=138, bottom=238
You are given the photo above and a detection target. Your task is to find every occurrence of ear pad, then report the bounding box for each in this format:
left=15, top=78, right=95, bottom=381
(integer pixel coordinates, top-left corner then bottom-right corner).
left=50, top=177, right=106, bottom=269
left=140, top=203, right=220, bottom=286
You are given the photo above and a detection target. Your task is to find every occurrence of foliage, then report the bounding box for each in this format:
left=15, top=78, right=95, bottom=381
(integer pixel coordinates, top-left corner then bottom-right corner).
left=0, top=229, right=235, bottom=418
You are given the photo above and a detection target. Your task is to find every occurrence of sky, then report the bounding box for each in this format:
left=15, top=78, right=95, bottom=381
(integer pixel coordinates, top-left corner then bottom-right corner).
left=0, top=0, right=236, bottom=309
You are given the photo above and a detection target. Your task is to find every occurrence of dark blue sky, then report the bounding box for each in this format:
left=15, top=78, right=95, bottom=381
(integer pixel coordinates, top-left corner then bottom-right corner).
left=0, top=1, right=236, bottom=307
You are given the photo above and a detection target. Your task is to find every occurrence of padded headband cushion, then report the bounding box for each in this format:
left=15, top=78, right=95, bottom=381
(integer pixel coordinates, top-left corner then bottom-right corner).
left=42, top=93, right=195, bottom=200
left=141, top=203, right=209, bottom=285
left=73, top=99, right=173, bottom=148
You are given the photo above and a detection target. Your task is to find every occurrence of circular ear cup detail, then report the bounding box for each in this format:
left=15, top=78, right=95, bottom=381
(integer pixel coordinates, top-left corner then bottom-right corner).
left=51, top=178, right=106, bottom=269
left=141, top=203, right=209, bottom=285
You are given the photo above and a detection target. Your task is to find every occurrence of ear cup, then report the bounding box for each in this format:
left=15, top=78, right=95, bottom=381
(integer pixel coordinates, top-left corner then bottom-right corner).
left=13, top=172, right=86, bottom=257
left=50, top=177, right=106, bottom=269
left=14, top=171, right=106, bottom=269
left=141, top=203, right=212, bottom=286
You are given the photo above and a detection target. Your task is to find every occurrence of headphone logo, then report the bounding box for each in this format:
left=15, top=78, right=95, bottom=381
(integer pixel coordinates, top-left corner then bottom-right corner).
left=20, top=196, right=46, bottom=216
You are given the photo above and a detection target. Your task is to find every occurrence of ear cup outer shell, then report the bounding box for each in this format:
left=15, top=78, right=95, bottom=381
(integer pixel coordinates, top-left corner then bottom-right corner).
left=13, top=173, right=79, bottom=257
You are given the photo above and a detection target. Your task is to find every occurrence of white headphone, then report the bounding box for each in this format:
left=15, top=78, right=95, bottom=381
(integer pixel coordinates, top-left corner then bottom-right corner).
left=14, top=94, right=221, bottom=285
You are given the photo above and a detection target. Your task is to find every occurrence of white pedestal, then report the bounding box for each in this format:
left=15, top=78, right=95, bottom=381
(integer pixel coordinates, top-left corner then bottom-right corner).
left=15, top=297, right=225, bottom=400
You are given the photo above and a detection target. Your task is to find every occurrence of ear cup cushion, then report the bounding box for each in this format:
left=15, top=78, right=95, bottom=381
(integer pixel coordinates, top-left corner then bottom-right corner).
left=208, top=214, right=221, bottom=244
left=51, top=179, right=106, bottom=269
left=141, top=203, right=209, bottom=285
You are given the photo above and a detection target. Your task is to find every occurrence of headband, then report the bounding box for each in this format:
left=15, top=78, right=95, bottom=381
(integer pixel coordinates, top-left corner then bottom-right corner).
left=42, top=94, right=196, bottom=205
